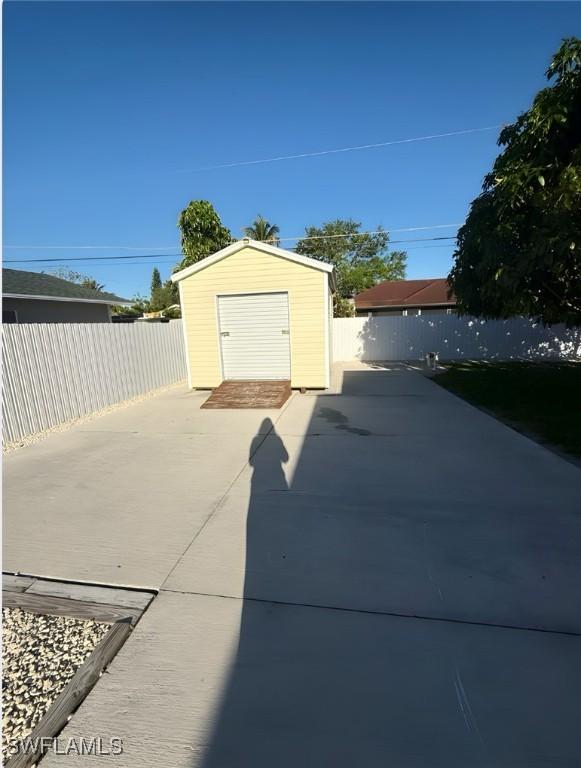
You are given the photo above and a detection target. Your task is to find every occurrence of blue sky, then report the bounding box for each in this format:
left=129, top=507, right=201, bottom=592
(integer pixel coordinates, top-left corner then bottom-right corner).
left=3, top=2, right=580, bottom=299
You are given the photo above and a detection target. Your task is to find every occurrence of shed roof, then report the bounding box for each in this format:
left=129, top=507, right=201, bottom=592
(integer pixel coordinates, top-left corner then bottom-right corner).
left=2, top=269, right=130, bottom=305
left=171, top=238, right=336, bottom=290
left=355, top=278, right=455, bottom=309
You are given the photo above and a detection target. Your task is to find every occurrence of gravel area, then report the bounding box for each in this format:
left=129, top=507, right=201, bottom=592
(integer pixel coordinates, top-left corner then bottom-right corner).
left=2, top=608, right=110, bottom=763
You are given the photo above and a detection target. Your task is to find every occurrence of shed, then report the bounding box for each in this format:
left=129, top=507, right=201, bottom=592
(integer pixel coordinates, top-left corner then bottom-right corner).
left=171, top=238, right=335, bottom=389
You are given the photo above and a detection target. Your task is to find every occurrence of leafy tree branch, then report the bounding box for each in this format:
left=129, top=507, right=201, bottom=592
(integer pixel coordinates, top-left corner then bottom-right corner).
left=449, top=38, right=581, bottom=325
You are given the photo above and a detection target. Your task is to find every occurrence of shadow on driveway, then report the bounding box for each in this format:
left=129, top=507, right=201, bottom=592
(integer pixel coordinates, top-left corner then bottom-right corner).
left=198, top=370, right=581, bottom=768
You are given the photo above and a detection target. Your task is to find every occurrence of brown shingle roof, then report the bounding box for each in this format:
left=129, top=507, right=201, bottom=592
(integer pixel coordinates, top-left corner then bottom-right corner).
left=355, top=278, right=455, bottom=309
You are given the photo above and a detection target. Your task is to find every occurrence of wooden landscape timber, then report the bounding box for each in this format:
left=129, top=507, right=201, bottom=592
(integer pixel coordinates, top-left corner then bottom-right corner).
left=2, top=590, right=142, bottom=626
left=3, top=574, right=154, bottom=768
left=5, top=619, right=133, bottom=768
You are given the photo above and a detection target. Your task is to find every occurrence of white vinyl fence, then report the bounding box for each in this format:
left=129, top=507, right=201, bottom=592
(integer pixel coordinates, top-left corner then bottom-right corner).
left=3, top=321, right=187, bottom=443
left=333, top=316, right=581, bottom=363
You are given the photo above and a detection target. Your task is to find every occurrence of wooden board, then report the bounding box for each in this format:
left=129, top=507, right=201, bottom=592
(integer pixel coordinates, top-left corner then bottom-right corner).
left=201, top=380, right=292, bottom=409
left=6, top=619, right=133, bottom=768
left=2, top=590, right=141, bottom=625
left=27, top=580, right=153, bottom=610
left=2, top=575, right=36, bottom=593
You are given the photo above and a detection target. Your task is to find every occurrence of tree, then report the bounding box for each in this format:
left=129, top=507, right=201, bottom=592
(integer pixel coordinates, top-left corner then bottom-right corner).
left=449, top=38, right=581, bottom=325
left=150, top=279, right=179, bottom=312
left=295, top=219, right=407, bottom=316
left=150, top=267, right=168, bottom=311
left=176, top=200, right=231, bottom=271
left=151, top=268, right=162, bottom=296
left=111, top=294, right=149, bottom=317
left=243, top=215, right=280, bottom=245
left=48, top=268, right=105, bottom=292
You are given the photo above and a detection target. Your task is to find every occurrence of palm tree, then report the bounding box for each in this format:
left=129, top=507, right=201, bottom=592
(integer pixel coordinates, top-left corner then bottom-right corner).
left=243, top=215, right=280, bottom=246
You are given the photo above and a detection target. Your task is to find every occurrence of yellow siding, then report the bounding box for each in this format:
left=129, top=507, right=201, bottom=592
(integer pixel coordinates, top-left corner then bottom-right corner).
left=180, top=246, right=329, bottom=388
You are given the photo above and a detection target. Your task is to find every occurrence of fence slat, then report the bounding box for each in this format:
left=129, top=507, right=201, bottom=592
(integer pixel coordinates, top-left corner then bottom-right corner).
left=332, top=316, right=581, bottom=363
left=2, top=321, right=187, bottom=444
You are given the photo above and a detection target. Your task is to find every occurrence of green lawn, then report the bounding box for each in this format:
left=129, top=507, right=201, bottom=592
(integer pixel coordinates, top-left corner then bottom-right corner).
left=433, top=361, right=581, bottom=459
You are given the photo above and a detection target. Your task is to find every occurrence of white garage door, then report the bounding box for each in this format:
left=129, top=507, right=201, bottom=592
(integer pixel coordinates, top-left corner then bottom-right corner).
left=217, top=292, right=291, bottom=380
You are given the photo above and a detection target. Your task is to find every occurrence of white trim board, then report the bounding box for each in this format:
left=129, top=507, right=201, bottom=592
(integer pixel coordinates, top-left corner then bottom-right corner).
left=178, top=283, right=193, bottom=389
left=323, top=272, right=330, bottom=388
left=3, top=293, right=132, bottom=307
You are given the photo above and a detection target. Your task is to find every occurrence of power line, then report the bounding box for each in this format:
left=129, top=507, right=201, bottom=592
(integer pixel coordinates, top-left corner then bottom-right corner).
left=3, top=244, right=177, bottom=251
left=38, top=260, right=179, bottom=269
left=4, top=253, right=180, bottom=264
left=278, top=229, right=458, bottom=244
left=23, top=242, right=457, bottom=277
left=4, top=236, right=458, bottom=264
left=9, top=244, right=459, bottom=275
left=178, top=126, right=501, bottom=172
left=2, top=222, right=463, bottom=252
left=402, top=243, right=457, bottom=251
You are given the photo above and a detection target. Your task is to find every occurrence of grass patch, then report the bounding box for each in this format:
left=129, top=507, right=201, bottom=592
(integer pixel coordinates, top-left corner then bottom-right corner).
left=433, top=361, right=581, bottom=459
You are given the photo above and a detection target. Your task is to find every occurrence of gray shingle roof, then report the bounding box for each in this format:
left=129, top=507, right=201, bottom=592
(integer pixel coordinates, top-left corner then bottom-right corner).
left=2, top=269, right=130, bottom=305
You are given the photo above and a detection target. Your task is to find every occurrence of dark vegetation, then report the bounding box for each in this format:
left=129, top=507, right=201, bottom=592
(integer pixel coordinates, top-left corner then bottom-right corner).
left=434, top=361, right=581, bottom=458
left=449, top=38, right=581, bottom=325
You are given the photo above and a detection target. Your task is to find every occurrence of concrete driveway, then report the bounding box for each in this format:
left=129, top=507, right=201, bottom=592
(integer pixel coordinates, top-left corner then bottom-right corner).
left=4, top=363, right=581, bottom=767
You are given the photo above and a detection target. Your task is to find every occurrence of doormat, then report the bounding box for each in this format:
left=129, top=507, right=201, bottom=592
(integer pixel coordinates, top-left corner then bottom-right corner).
left=201, top=380, right=292, bottom=409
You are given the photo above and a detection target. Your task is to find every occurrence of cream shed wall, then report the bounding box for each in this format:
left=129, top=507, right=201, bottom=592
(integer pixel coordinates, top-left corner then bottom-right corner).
left=178, top=245, right=331, bottom=389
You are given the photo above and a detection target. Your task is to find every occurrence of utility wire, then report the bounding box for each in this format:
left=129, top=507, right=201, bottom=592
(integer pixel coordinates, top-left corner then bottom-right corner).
left=40, top=259, right=180, bottom=268
left=3, top=244, right=177, bottom=251
left=179, top=126, right=501, bottom=172
left=280, top=222, right=463, bottom=242
left=4, top=253, right=179, bottom=264
left=30, top=242, right=458, bottom=273
left=278, top=230, right=457, bottom=244
left=3, top=222, right=463, bottom=252
left=4, top=236, right=458, bottom=264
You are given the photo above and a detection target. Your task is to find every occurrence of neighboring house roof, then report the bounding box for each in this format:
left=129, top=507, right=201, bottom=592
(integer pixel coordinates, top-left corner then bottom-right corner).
left=171, top=238, right=337, bottom=290
left=355, top=278, right=455, bottom=310
left=2, top=269, right=130, bottom=305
